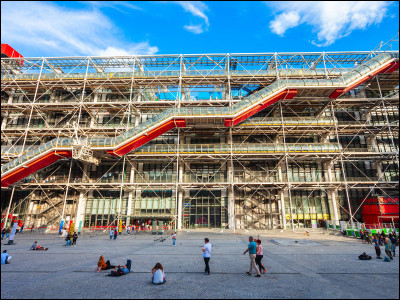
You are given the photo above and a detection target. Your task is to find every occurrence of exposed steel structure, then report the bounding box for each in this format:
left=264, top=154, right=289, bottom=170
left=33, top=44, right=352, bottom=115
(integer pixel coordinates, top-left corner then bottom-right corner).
left=1, top=38, right=399, bottom=231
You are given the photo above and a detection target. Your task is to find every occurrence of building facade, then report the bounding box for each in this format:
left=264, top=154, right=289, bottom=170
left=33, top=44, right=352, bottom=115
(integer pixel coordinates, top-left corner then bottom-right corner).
left=1, top=47, right=399, bottom=230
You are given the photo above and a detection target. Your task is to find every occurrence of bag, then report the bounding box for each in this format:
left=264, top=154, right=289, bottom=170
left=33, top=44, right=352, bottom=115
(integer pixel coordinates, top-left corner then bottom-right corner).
left=358, top=253, right=372, bottom=260
left=110, top=267, right=124, bottom=277
left=384, top=256, right=391, bottom=262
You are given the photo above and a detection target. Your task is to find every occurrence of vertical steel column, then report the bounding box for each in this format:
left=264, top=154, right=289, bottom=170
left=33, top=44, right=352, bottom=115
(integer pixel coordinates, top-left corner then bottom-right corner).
left=20, top=59, right=45, bottom=153
left=2, top=187, right=15, bottom=229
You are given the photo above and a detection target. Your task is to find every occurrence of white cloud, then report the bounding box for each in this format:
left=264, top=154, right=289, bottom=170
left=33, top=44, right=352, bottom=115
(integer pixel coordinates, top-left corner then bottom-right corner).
left=268, top=1, right=391, bottom=46
left=173, top=1, right=210, bottom=33
left=1, top=1, right=158, bottom=56
left=183, top=24, right=204, bottom=34
left=269, top=11, right=300, bottom=36
left=97, top=44, right=159, bottom=56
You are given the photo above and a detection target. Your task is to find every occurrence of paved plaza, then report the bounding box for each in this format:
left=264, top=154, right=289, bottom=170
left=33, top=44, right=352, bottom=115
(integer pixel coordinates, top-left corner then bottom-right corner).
left=1, top=229, right=399, bottom=299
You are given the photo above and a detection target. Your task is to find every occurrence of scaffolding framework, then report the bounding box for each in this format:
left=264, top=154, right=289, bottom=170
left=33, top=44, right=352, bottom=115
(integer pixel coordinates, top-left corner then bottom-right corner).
left=1, top=43, right=399, bottom=231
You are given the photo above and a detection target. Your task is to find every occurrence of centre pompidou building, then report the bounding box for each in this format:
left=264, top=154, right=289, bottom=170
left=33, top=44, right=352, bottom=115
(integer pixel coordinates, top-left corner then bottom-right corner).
left=1, top=42, right=399, bottom=231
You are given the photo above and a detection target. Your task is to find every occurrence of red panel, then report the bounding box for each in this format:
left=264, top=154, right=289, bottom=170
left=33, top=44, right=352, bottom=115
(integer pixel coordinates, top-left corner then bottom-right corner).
left=113, top=119, right=186, bottom=156
left=382, top=61, right=399, bottom=74
left=1, top=151, right=71, bottom=188
left=225, top=89, right=297, bottom=127
left=329, top=89, right=345, bottom=99
left=1, top=44, right=23, bottom=66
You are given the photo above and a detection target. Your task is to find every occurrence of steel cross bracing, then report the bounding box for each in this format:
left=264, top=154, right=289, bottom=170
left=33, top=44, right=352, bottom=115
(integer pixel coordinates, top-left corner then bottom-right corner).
left=1, top=47, right=399, bottom=231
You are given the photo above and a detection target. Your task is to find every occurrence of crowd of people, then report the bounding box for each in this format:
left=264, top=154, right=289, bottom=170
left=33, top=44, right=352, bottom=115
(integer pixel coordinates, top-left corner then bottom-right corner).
left=356, top=228, right=398, bottom=261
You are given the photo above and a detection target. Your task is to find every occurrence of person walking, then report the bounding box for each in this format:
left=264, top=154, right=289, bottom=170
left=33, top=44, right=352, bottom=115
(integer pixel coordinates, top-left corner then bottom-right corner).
left=389, top=233, right=397, bottom=257
left=172, top=232, right=176, bottom=246
left=202, top=238, right=212, bottom=275
left=384, top=237, right=393, bottom=260
left=5, top=227, right=11, bottom=239
left=126, top=225, right=130, bottom=235
left=72, top=231, right=78, bottom=246
left=243, top=236, right=261, bottom=277
left=132, top=226, right=135, bottom=235
left=114, top=227, right=118, bottom=240
left=372, top=235, right=382, bottom=259
left=360, top=230, right=365, bottom=243
left=20, top=224, right=24, bottom=234
left=255, top=239, right=266, bottom=274
left=110, top=228, right=114, bottom=240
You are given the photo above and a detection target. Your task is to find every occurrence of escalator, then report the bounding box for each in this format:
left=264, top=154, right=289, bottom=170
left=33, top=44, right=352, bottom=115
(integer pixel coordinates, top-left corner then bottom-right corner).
left=1, top=53, right=398, bottom=187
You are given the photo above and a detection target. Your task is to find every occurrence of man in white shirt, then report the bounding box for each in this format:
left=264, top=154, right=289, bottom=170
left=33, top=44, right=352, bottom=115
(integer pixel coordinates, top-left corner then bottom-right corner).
left=202, top=238, right=212, bottom=275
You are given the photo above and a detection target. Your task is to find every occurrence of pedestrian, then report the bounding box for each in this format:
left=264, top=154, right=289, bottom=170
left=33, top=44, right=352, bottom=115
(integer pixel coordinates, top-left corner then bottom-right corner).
left=364, top=230, right=372, bottom=244
left=1, top=228, right=5, bottom=240
left=1, top=250, right=11, bottom=264
left=126, top=225, right=130, bottom=235
left=255, top=239, right=266, bottom=274
left=6, top=227, right=11, bottom=239
left=372, top=235, right=382, bottom=259
left=360, top=230, right=365, bottom=244
left=389, top=233, right=397, bottom=257
left=202, top=238, right=212, bottom=275
left=20, top=224, right=24, bottom=234
left=65, top=232, right=73, bottom=246
left=243, top=236, right=261, bottom=277
left=384, top=237, right=393, bottom=260
left=132, top=226, right=135, bottom=235
left=151, top=263, right=166, bottom=284
left=114, top=228, right=118, bottom=240
left=172, top=232, right=176, bottom=246
left=110, top=228, right=114, bottom=240
left=72, top=231, right=78, bottom=246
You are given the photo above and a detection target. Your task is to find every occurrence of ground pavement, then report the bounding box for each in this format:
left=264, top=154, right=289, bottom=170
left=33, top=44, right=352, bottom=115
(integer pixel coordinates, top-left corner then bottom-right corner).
left=1, top=229, right=399, bottom=299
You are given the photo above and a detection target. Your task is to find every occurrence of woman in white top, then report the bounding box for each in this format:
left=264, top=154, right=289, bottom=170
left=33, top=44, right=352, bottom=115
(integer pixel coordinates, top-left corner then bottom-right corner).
left=151, top=263, right=166, bottom=284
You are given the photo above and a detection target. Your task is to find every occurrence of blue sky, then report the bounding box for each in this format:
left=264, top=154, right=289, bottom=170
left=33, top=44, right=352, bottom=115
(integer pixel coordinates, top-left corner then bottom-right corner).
left=1, top=1, right=399, bottom=57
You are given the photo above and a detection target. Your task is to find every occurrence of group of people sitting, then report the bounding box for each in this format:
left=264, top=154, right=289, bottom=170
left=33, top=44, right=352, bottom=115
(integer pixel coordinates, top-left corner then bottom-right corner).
left=96, top=255, right=166, bottom=284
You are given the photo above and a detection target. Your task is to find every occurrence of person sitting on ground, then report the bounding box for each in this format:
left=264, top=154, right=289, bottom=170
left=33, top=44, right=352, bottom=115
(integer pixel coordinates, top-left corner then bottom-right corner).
left=109, top=259, right=131, bottom=276
left=96, top=255, right=116, bottom=272
left=31, top=241, right=48, bottom=250
left=1, top=250, right=11, bottom=264
left=151, top=262, right=166, bottom=285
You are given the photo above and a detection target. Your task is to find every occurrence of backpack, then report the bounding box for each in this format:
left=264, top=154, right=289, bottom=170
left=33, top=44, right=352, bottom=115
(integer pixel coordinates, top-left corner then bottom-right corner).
left=358, top=253, right=372, bottom=260
left=110, top=267, right=124, bottom=277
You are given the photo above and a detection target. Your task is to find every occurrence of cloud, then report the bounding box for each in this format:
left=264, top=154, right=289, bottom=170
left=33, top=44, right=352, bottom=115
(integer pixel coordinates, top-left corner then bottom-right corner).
left=183, top=24, right=204, bottom=34
left=1, top=1, right=158, bottom=56
left=173, top=1, right=210, bottom=33
left=268, top=1, right=391, bottom=46
left=81, top=1, right=143, bottom=13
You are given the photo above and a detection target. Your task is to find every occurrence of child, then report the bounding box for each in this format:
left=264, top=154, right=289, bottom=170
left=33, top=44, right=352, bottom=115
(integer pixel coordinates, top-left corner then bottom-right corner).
left=151, top=263, right=166, bottom=284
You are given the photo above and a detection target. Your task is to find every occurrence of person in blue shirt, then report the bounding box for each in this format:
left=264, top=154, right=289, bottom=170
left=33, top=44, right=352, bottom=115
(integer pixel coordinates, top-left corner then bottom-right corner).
left=110, top=259, right=131, bottom=276
left=1, top=250, right=11, bottom=264
left=243, top=236, right=261, bottom=277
